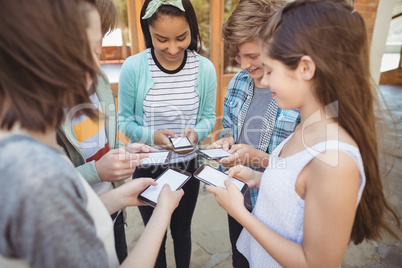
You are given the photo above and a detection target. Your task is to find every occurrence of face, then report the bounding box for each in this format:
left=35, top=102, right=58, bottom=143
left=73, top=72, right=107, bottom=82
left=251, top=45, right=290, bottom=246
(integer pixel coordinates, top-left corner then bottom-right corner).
left=149, top=15, right=191, bottom=68
left=86, top=8, right=102, bottom=68
left=236, top=41, right=266, bottom=87
left=260, top=53, right=305, bottom=110
left=85, top=8, right=102, bottom=90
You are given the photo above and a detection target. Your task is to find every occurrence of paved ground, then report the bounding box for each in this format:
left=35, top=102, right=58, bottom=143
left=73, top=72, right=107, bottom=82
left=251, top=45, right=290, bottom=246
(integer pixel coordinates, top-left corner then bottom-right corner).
left=125, top=85, right=402, bottom=267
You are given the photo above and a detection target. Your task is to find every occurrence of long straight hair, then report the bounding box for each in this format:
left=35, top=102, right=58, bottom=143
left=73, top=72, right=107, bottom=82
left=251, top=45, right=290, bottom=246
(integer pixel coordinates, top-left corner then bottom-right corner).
left=0, top=0, right=99, bottom=132
left=259, top=0, right=400, bottom=244
left=140, top=0, right=202, bottom=52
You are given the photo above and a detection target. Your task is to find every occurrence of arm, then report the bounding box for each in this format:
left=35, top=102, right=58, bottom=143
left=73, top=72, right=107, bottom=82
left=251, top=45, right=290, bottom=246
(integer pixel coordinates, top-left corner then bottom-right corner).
left=118, top=56, right=154, bottom=144
left=219, top=144, right=270, bottom=168
left=192, top=59, right=217, bottom=141
left=121, top=185, right=184, bottom=268
left=99, top=178, right=156, bottom=215
left=210, top=151, right=360, bottom=267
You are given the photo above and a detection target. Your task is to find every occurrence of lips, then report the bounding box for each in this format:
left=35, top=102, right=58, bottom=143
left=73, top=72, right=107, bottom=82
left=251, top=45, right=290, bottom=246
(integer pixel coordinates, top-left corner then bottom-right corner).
left=248, top=67, right=259, bottom=73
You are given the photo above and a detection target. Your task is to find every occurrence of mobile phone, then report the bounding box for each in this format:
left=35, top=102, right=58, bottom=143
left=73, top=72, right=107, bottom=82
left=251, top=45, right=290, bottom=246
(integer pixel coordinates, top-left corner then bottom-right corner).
left=196, top=148, right=233, bottom=160
left=139, top=167, right=191, bottom=207
left=193, top=164, right=248, bottom=194
left=169, top=137, right=194, bottom=152
left=138, top=151, right=172, bottom=167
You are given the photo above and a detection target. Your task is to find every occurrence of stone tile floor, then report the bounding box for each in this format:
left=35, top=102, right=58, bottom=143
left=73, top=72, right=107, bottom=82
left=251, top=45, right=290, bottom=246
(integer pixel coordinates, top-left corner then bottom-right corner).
left=126, top=85, right=402, bottom=267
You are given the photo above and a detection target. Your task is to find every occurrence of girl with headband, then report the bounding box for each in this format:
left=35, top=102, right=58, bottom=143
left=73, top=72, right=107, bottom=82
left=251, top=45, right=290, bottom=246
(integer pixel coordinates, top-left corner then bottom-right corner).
left=118, top=0, right=217, bottom=267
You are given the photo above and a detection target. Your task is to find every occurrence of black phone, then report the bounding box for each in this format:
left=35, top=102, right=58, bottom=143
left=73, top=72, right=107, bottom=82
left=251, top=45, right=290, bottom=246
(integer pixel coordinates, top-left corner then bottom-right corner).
left=138, top=167, right=191, bottom=207
left=138, top=151, right=172, bottom=167
left=169, top=137, right=194, bottom=152
left=193, top=164, right=248, bottom=194
left=196, top=148, right=233, bottom=160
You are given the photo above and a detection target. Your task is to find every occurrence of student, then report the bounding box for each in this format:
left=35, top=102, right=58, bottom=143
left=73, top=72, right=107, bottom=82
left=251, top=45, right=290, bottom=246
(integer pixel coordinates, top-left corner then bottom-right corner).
left=118, top=0, right=217, bottom=267
left=207, top=0, right=401, bottom=267
left=207, top=0, right=298, bottom=266
left=57, top=0, right=157, bottom=263
left=0, top=0, right=183, bottom=267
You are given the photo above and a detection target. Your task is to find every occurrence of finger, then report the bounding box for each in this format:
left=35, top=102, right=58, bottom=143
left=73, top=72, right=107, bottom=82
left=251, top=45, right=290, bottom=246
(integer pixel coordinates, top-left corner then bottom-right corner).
left=181, top=127, right=191, bottom=137
left=227, top=165, right=242, bottom=178
left=224, top=179, right=236, bottom=190
left=205, top=184, right=217, bottom=194
left=145, top=146, right=159, bottom=152
left=137, top=177, right=157, bottom=188
left=228, top=144, right=240, bottom=154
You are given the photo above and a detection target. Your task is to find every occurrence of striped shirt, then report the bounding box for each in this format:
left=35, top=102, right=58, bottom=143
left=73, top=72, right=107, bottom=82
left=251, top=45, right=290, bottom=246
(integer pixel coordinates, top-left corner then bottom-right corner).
left=143, top=48, right=200, bottom=163
left=72, top=93, right=113, bottom=195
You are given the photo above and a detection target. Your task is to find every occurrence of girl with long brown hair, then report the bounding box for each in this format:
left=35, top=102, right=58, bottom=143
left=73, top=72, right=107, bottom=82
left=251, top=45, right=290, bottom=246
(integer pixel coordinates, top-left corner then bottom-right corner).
left=206, top=0, right=401, bottom=267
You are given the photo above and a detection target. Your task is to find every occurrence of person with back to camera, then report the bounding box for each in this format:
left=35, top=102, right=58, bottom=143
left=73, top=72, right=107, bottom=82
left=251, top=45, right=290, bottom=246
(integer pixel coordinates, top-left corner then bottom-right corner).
left=117, top=0, right=217, bottom=267
left=0, top=0, right=184, bottom=267
left=206, top=0, right=401, bottom=267
left=57, top=0, right=159, bottom=263
left=207, top=1, right=299, bottom=267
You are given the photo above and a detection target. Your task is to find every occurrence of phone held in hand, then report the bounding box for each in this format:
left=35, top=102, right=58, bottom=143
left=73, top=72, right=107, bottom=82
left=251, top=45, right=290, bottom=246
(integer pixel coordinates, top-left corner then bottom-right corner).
left=196, top=148, right=232, bottom=160
left=193, top=164, right=248, bottom=194
left=138, top=167, right=191, bottom=207
left=138, top=151, right=172, bottom=167
left=169, top=137, right=194, bottom=153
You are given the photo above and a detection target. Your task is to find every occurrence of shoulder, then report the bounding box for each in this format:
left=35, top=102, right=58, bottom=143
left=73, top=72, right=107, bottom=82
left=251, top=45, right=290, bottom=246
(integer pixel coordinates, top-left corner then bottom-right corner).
left=196, top=53, right=216, bottom=72
left=0, top=136, right=86, bottom=203
left=226, top=70, right=251, bottom=96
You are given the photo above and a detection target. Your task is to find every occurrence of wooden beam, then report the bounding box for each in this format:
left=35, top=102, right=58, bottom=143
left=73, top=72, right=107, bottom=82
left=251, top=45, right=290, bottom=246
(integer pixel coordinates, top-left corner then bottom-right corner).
left=127, top=0, right=145, bottom=55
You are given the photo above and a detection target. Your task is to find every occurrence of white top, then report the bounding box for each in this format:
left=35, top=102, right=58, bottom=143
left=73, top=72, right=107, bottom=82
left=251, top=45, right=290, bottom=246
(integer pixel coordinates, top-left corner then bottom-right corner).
left=237, top=134, right=366, bottom=268
left=143, top=49, right=199, bottom=163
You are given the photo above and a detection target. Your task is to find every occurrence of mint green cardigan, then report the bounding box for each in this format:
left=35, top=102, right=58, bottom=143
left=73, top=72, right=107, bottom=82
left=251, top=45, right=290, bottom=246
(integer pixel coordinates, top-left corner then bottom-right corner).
left=117, top=49, right=217, bottom=145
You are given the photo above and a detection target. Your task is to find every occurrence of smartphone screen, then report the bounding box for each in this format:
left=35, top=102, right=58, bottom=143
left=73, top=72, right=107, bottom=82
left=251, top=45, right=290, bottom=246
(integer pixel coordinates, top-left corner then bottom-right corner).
left=139, top=168, right=190, bottom=207
left=197, top=148, right=232, bottom=160
left=169, top=137, right=194, bottom=152
left=194, top=165, right=247, bottom=193
left=139, top=151, right=172, bottom=166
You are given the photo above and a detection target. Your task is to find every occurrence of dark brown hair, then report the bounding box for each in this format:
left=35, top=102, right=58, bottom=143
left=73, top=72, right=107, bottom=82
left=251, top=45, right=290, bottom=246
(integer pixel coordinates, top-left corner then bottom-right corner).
left=222, top=0, right=287, bottom=57
left=260, top=0, right=400, bottom=244
left=0, top=0, right=99, bottom=132
left=140, top=0, right=202, bottom=52
left=95, top=0, right=118, bottom=36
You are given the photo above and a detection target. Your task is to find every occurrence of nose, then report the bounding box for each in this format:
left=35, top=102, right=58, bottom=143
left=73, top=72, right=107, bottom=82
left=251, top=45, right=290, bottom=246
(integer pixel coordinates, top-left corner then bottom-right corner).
left=167, top=42, right=179, bottom=55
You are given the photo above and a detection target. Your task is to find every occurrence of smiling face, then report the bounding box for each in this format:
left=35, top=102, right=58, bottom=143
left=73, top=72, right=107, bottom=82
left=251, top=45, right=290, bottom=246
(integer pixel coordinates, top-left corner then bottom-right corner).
left=260, top=53, right=306, bottom=110
left=85, top=8, right=102, bottom=90
left=236, top=41, right=266, bottom=87
left=149, top=14, right=191, bottom=70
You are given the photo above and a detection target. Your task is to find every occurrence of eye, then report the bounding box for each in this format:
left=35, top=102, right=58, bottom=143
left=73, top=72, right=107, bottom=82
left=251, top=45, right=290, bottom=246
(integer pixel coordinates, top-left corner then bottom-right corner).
left=250, top=55, right=260, bottom=60
left=157, top=38, right=167, bottom=43
left=177, top=37, right=186, bottom=42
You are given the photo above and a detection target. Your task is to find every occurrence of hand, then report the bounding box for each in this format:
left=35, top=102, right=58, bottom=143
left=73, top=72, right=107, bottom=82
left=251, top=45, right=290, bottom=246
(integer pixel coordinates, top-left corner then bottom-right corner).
left=175, top=128, right=197, bottom=155
left=206, top=179, right=247, bottom=219
left=152, top=129, right=177, bottom=150
left=181, top=127, right=198, bottom=145
left=118, top=178, right=157, bottom=207
left=154, top=184, right=184, bottom=214
left=126, top=143, right=159, bottom=153
left=227, top=165, right=262, bottom=189
left=95, top=148, right=148, bottom=182
left=218, top=143, right=255, bottom=168
left=207, top=135, right=234, bottom=151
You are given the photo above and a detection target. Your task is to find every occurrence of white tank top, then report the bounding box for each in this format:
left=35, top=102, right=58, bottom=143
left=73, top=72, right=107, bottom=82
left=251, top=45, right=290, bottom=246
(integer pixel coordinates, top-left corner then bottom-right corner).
left=237, top=134, right=366, bottom=267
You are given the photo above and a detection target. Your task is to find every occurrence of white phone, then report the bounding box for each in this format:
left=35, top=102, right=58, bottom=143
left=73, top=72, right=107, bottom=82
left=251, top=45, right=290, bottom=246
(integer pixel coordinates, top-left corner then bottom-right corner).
left=139, top=168, right=191, bottom=207
left=169, top=137, right=194, bottom=152
left=196, top=148, right=233, bottom=160
left=193, top=164, right=248, bottom=194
